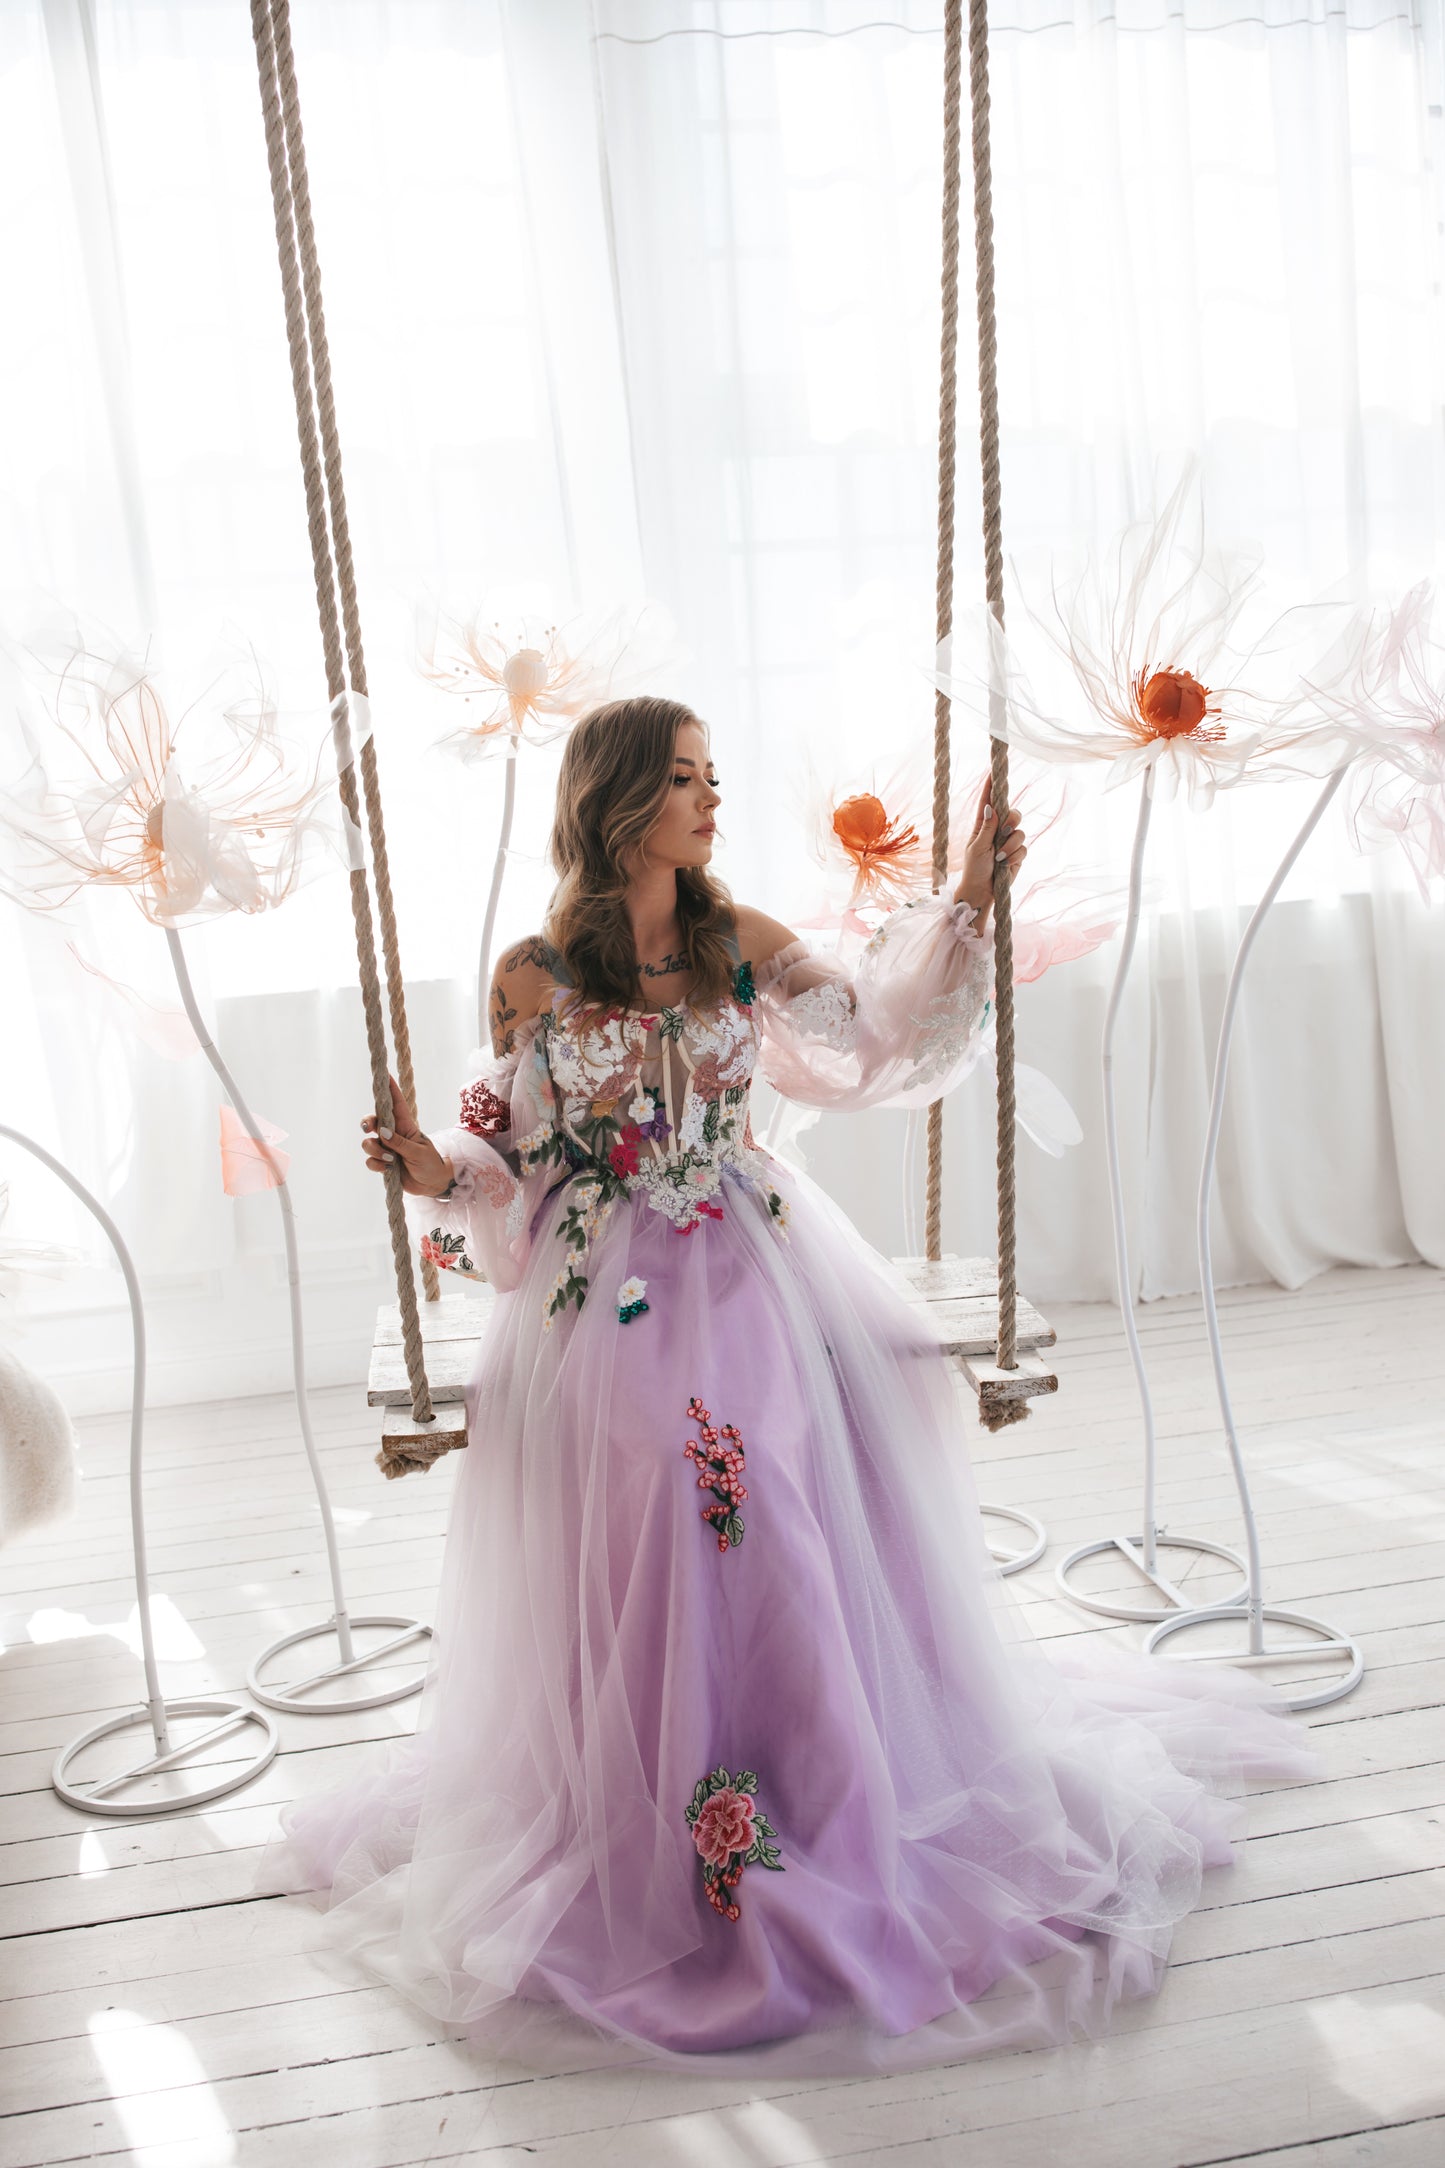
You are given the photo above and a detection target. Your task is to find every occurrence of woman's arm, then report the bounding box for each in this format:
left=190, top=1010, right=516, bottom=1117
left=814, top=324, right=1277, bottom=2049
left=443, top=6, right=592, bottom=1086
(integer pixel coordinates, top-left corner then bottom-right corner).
left=487, top=935, right=555, bottom=1057
left=737, top=784, right=1025, bottom=1113
left=357, top=936, right=560, bottom=1288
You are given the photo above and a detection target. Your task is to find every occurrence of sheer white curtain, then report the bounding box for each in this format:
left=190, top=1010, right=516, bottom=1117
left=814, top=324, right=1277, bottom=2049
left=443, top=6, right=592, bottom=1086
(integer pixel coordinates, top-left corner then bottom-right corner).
left=1, top=0, right=1440, bottom=1410
left=591, top=0, right=1445, bottom=1296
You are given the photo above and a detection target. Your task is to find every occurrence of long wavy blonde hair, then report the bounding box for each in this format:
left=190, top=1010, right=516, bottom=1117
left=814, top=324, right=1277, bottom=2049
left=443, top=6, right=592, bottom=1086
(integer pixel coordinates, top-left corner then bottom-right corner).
left=544, top=696, right=737, bottom=1014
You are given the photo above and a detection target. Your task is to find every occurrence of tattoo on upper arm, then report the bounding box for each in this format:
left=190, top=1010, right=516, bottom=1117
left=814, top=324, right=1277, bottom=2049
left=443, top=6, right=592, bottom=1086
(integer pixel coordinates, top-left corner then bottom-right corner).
left=504, top=936, right=551, bottom=974
left=491, top=984, right=518, bottom=1057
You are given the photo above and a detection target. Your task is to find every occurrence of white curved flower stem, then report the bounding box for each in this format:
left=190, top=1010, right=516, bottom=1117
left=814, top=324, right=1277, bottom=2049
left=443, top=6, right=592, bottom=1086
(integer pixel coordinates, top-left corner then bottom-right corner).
left=478, top=735, right=519, bottom=1042
left=1101, top=771, right=1161, bottom=1565
left=0, top=1123, right=169, bottom=1752
left=164, top=929, right=354, bottom=1666
left=1198, top=764, right=1350, bottom=1641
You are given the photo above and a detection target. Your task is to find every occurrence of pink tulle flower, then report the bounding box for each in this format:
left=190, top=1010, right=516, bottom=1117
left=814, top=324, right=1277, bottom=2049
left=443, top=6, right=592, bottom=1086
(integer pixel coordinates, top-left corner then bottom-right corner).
left=797, top=751, right=1125, bottom=986
left=691, top=1787, right=756, bottom=1866
left=1296, top=580, right=1445, bottom=895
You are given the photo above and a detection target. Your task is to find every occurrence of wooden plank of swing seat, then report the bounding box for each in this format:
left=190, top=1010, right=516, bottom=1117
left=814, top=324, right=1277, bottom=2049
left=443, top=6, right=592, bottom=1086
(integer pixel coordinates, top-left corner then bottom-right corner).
left=888, top=1254, right=1060, bottom=1415
left=368, top=1282, right=496, bottom=1408
left=373, top=1281, right=497, bottom=1346
left=956, top=1350, right=1059, bottom=1416
left=889, top=1255, right=1003, bottom=1301
left=376, top=1398, right=469, bottom=1482
left=884, top=1255, right=1057, bottom=1357
left=369, top=1334, right=479, bottom=1408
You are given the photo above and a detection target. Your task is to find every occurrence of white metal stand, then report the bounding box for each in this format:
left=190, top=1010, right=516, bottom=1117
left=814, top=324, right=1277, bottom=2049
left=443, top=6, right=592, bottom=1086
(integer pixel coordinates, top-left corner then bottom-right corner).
left=166, top=931, right=433, bottom=1714
left=1055, top=770, right=1250, bottom=1623
left=0, top=1123, right=278, bottom=1815
left=1145, top=769, right=1365, bottom=1708
left=980, top=1505, right=1047, bottom=1574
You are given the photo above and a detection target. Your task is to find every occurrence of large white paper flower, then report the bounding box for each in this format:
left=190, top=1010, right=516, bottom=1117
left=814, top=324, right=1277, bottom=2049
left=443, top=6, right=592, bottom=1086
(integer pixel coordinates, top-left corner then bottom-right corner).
left=938, top=467, right=1363, bottom=810
left=421, top=601, right=685, bottom=765
left=0, top=637, right=337, bottom=928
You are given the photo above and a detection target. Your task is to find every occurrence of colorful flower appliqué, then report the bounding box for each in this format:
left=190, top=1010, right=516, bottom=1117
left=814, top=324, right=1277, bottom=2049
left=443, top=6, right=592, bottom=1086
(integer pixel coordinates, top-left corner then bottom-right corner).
left=676, top=1194, right=725, bottom=1235
left=617, top=1275, right=649, bottom=1323
left=685, top=1766, right=783, bottom=1922
left=732, top=958, right=756, bottom=1009
left=684, top=1394, right=747, bottom=1552
left=421, top=1228, right=477, bottom=1276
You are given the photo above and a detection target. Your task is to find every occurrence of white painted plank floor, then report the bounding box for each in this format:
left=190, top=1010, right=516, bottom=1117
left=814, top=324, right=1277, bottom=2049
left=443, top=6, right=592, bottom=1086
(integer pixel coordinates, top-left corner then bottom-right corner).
left=1, top=1260, right=1442, bottom=2168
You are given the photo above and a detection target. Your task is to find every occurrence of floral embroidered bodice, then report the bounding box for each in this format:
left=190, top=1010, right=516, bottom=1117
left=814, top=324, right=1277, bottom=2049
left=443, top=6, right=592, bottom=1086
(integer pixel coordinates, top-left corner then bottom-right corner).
left=509, top=958, right=790, bottom=1319
left=416, top=892, right=994, bottom=1328
left=533, top=961, right=769, bottom=1212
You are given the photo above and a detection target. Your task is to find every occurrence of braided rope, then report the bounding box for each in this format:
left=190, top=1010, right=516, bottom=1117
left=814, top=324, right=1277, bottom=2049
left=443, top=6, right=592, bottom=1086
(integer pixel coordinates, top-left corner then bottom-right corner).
left=967, top=0, right=1022, bottom=1396
left=926, top=0, right=965, bottom=1265
left=249, top=0, right=434, bottom=1422
left=266, top=1, right=437, bottom=1304
left=930, top=0, right=1026, bottom=1426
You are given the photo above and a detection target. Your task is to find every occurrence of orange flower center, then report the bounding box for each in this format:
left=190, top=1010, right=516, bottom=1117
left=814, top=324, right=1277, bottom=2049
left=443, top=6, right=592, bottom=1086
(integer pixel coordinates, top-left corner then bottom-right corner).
left=1135, top=668, right=1211, bottom=740
left=832, top=794, right=918, bottom=864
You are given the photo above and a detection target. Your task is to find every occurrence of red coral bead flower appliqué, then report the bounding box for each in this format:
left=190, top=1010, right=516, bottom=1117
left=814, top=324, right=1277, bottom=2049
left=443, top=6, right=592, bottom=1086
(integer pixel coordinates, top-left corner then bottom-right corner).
left=685, top=1765, right=784, bottom=1922
left=684, top=1394, right=748, bottom=1553
left=459, top=1078, right=511, bottom=1138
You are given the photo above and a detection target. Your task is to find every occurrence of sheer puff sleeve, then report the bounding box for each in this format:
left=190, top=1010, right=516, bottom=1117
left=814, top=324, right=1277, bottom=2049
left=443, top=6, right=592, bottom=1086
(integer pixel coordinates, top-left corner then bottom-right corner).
left=753, top=892, right=994, bottom=1112
left=404, top=1012, right=559, bottom=1292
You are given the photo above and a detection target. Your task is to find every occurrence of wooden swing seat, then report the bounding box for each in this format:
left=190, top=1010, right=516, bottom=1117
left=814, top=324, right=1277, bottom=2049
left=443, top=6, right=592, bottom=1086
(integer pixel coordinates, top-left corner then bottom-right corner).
left=370, top=1255, right=1056, bottom=1474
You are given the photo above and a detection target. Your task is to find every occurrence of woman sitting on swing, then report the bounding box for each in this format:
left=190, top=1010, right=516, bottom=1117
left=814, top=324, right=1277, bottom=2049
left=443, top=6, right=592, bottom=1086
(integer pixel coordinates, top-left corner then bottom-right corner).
left=258, top=693, right=1320, bottom=2074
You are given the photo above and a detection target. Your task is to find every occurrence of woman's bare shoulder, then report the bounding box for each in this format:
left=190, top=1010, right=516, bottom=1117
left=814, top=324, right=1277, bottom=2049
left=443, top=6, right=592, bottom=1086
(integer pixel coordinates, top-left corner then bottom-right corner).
left=489, top=934, right=557, bottom=1055
left=731, top=903, right=804, bottom=969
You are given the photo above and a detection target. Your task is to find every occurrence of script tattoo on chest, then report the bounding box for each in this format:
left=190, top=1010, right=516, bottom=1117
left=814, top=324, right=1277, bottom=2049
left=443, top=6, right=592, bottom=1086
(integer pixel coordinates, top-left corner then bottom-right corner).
left=640, top=950, right=689, bottom=979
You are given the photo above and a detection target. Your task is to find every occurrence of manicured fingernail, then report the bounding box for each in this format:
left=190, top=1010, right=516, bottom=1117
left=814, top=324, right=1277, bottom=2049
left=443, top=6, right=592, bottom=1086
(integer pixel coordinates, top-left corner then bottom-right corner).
left=378, top=1127, right=393, bottom=1139
left=381, top=1149, right=395, bottom=1161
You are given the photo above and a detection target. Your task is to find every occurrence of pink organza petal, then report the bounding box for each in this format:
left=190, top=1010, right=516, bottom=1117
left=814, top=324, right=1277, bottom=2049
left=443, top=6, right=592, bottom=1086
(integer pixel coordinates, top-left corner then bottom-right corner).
left=218, top=1104, right=290, bottom=1194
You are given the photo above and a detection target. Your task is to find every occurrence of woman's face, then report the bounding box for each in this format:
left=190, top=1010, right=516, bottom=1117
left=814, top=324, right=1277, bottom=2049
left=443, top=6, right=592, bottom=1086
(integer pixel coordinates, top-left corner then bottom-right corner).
left=639, top=718, right=721, bottom=871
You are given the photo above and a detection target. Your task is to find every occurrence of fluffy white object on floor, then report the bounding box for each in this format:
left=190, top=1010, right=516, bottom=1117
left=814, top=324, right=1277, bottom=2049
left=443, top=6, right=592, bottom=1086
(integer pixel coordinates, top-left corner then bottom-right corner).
left=0, top=1348, right=78, bottom=1544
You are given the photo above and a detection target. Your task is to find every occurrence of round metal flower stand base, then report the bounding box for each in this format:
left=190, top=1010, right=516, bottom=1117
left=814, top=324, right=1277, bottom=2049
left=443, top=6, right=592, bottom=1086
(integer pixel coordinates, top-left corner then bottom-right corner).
left=247, top=1614, right=434, bottom=1714
left=1055, top=1533, right=1250, bottom=1624
left=53, top=1698, right=279, bottom=1816
left=1145, top=1602, right=1366, bottom=1712
left=980, top=1504, right=1047, bottom=1575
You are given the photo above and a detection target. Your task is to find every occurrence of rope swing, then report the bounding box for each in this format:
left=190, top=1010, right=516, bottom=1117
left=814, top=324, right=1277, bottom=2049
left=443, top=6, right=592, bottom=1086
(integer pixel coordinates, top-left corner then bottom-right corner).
left=928, top=0, right=1032, bottom=1429
left=248, top=0, right=439, bottom=1445
left=246, top=0, right=1045, bottom=1459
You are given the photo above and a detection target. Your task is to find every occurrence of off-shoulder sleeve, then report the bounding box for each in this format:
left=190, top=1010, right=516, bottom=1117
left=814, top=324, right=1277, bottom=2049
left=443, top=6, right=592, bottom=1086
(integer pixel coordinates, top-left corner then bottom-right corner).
left=404, top=1012, right=561, bottom=1291
left=752, top=892, right=994, bottom=1112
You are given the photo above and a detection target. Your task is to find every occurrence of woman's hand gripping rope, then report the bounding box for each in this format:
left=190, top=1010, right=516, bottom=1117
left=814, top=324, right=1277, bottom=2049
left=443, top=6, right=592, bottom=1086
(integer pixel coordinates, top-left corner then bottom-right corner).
left=360, top=1076, right=457, bottom=1198
left=953, top=773, right=1027, bottom=930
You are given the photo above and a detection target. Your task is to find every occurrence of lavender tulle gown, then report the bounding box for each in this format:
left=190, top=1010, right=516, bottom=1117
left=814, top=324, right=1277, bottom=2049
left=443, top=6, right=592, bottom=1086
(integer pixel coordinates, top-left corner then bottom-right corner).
left=254, top=894, right=1322, bottom=2075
